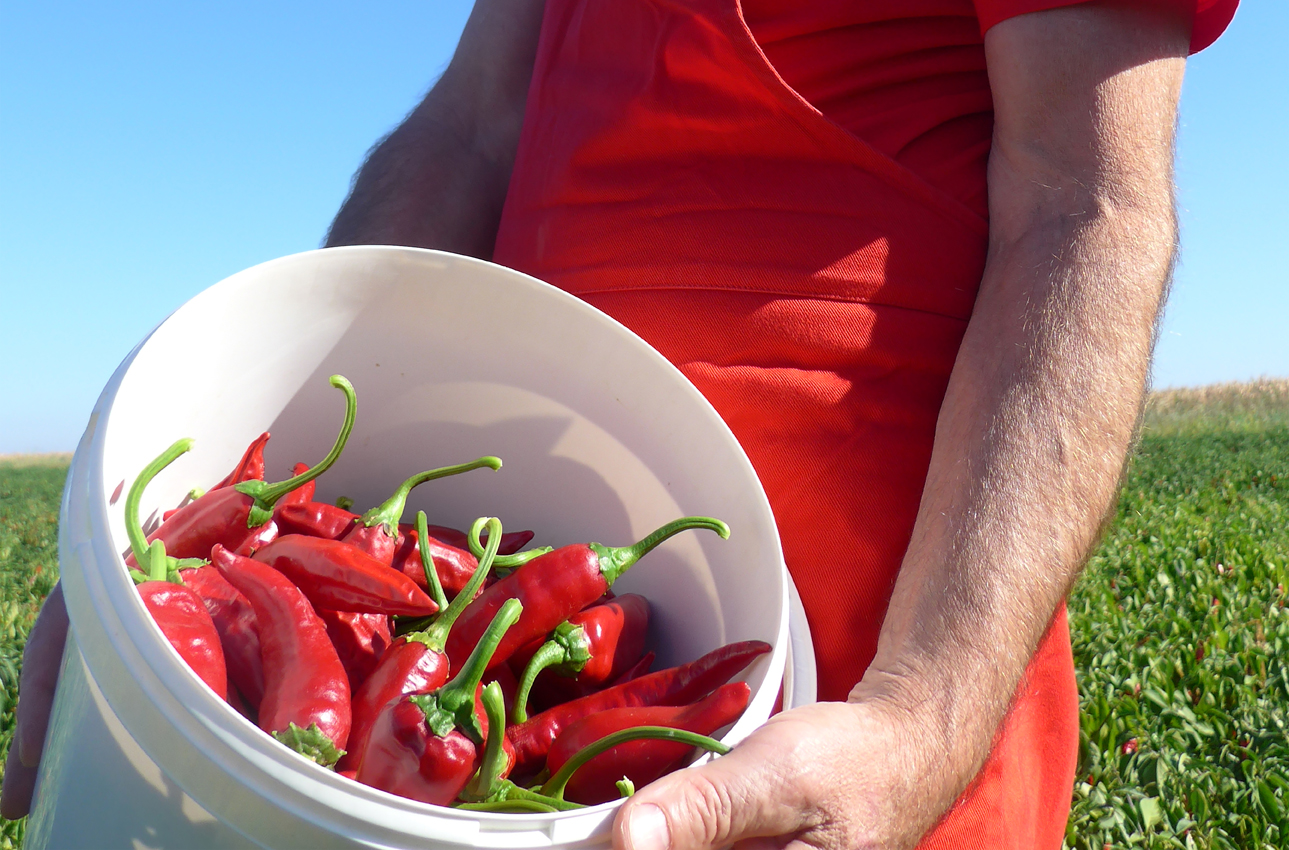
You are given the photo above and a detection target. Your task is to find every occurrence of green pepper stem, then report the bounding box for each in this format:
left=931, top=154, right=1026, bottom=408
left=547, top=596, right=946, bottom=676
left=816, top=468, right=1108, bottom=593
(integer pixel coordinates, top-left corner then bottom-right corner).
left=512, top=640, right=571, bottom=725
left=359, top=456, right=502, bottom=536
left=540, top=727, right=730, bottom=801
left=413, top=517, right=502, bottom=652
left=125, top=438, right=194, bottom=570
left=234, top=375, right=357, bottom=524
left=593, top=517, right=730, bottom=586
left=415, top=597, right=521, bottom=743
left=467, top=521, right=553, bottom=569
left=415, top=511, right=450, bottom=613
left=461, top=681, right=509, bottom=802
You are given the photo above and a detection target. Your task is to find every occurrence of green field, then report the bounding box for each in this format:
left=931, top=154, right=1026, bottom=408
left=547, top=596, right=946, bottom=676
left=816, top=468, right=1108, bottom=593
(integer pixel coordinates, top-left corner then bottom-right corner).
left=1, top=382, right=1287, bottom=848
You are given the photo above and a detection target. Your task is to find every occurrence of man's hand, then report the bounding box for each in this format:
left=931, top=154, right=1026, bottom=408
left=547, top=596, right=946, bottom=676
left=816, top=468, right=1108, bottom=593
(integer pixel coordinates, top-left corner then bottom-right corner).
left=614, top=697, right=955, bottom=850
left=1, top=583, right=68, bottom=820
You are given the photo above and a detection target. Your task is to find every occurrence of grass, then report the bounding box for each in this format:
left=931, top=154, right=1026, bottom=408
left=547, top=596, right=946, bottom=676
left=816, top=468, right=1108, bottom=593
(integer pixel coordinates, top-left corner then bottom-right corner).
left=0, top=380, right=1286, bottom=847
left=0, top=461, right=65, bottom=850
left=1066, top=379, right=1289, bottom=848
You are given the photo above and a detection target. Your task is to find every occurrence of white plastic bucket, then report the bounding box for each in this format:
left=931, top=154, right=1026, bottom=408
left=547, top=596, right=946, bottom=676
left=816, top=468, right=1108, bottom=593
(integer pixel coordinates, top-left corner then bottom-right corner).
left=31, top=247, right=816, bottom=849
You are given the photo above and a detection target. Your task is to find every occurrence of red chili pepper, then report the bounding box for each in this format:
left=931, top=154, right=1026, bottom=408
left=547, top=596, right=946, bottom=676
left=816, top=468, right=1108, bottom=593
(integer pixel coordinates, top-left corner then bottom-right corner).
left=279, top=462, right=315, bottom=508
left=275, top=501, right=531, bottom=599
left=274, top=500, right=358, bottom=539
left=124, top=442, right=228, bottom=699
left=129, top=376, right=356, bottom=564
left=610, top=650, right=655, bottom=686
left=485, top=664, right=520, bottom=713
left=340, top=516, right=503, bottom=775
left=546, top=682, right=751, bottom=805
left=211, top=544, right=350, bottom=766
left=315, top=608, right=392, bottom=692
left=506, top=640, right=769, bottom=776
left=211, top=431, right=271, bottom=490
left=510, top=594, right=650, bottom=723
left=137, top=582, right=228, bottom=700
left=252, top=534, right=437, bottom=616
left=414, top=524, right=535, bottom=558
left=180, top=564, right=265, bottom=709
left=445, top=517, right=728, bottom=676
left=339, top=457, right=502, bottom=562
left=354, top=599, right=522, bottom=804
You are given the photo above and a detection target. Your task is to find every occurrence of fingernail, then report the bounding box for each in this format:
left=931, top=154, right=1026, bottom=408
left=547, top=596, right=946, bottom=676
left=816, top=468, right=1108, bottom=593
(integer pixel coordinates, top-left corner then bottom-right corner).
left=626, top=803, right=671, bottom=850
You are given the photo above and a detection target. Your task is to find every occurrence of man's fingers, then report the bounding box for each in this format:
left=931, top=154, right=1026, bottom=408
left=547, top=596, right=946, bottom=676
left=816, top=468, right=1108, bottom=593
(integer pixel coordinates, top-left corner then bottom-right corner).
left=1, top=735, right=39, bottom=820
left=16, top=583, right=68, bottom=767
left=614, top=739, right=804, bottom=850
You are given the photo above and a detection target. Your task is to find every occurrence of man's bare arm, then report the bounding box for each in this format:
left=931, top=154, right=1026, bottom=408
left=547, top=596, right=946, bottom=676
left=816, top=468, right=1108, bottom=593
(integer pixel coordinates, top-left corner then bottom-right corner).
left=325, top=0, right=546, bottom=257
left=859, top=0, right=1190, bottom=821
left=612, top=4, right=1191, bottom=848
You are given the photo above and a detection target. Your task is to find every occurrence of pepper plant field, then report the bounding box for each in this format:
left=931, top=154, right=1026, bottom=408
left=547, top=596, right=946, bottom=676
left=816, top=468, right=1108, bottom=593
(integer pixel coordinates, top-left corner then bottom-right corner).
left=1066, top=380, right=1289, bottom=849
left=1, top=382, right=1288, bottom=848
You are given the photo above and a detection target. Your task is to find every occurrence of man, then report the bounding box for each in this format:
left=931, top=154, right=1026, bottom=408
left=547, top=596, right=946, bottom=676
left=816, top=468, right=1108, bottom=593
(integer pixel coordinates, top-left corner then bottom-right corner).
left=3, top=0, right=1235, bottom=846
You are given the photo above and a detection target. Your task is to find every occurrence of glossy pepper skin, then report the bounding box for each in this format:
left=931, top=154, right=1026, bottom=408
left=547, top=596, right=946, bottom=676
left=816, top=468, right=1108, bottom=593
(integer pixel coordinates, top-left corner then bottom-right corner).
left=128, top=377, right=357, bottom=562
left=138, top=582, right=228, bottom=700
left=211, top=432, right=270, bottom=490
left=340, top=516, right=504, bottom=774
left=180, top=565, right=264, bottom=708
left=315, top=608, right=391, bottom=692
left=211, top=544, right=351, bottom=765
left=124, top=439, right=229, bottom=701
left=445, top=517, right=728, bottom=675
left=354, top=599, right=523, bottom=803
left=545, top=682, right=751, bottom=805
left=511, top=594, right=650, bottom=722
left=252, top=534, right=438, bottom=617
left=278, top=462, right=315, bottom=509
left=506, top=640, right=769, bottom=776
left=339, top=457, right=502, bottom=563
left=274, top=503, right=530, bottom=598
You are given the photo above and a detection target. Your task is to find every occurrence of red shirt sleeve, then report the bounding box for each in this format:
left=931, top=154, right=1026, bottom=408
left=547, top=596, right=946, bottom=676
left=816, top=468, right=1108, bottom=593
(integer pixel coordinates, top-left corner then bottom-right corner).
left=974, top=0, right=1238, bottom=53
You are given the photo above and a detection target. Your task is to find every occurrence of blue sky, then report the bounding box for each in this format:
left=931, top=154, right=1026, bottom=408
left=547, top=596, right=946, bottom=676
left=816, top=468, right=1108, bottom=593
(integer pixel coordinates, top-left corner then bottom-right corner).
left=1, top=1, right=1283, bottom=454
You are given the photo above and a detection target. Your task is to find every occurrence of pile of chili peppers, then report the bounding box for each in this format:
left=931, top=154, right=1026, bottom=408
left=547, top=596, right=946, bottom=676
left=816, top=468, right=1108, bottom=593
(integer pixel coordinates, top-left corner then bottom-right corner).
left=120, top=375, right=771, bottom=811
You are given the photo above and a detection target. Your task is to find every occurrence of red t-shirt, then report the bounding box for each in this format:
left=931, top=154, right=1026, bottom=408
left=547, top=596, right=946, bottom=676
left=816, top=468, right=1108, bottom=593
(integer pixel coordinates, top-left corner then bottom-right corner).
left=492, top=0, right=1235, bottom=844
left=743, top=0, right=1239, bottom=219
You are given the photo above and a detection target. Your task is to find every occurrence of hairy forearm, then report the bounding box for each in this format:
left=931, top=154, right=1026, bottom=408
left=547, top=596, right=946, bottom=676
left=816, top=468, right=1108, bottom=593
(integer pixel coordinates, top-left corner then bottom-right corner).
left=853, top=10, right=1187, bottom=832
left=325, top=0, right=545, bottom=256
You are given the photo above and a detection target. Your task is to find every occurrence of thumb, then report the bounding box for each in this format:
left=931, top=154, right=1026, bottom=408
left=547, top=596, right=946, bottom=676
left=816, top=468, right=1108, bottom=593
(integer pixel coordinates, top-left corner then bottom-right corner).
left=612, top=740, right=804, bottom=850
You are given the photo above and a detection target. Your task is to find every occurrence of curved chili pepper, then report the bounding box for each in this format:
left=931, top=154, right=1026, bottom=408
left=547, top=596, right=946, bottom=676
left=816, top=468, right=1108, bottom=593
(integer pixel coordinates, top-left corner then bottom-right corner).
left=124, top=441, right=227, bottom=699
left=506, top=639, right=769, bottom=776
left=137, top=580, right=229, bottom=701
left=276, top=500, right=534, bottom=599
left=251, top=534, right=438, bottom=617
left=340, top=457, right=502, bottom=562
left=180, top=564, right=265, bottom=709
left=339, top=516, right=503, bottom=775
left=610, top=650, right=655, bottom=686
left=544, top=682, right=750, bottom=805
left=274, top=500, right=358, bottom=539
left=129, top=375, right=357, bottom=564
left=315, top=608, right=392, bottom=692
left=511, top=594, right=650, bottom=723
left=211, top=431, right=271, bottom=491
left=445, top=517, right=728, bottom=676
left=417, top=524, right=534, bottom=557
left=354, top=598, right=522, bottom=804
left=279, top=462, right=315, bottom=509
left=211, top=544, right=350, bottom=766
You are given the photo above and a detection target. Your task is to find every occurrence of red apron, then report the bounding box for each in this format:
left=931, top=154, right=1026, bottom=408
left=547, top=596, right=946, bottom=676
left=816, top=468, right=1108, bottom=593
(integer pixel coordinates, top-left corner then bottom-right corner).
left=492, top=0, right=1079, bottom=845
